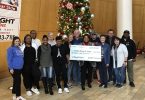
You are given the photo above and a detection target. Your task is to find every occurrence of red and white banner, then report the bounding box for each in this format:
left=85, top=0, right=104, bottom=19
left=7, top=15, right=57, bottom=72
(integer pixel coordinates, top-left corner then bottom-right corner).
left=0, top=0, right=21, bottom=41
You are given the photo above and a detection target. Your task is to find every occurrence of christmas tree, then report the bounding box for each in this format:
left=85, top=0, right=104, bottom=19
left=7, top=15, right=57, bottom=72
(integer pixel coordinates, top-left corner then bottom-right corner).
left=57, top=0, right=95, bottom=35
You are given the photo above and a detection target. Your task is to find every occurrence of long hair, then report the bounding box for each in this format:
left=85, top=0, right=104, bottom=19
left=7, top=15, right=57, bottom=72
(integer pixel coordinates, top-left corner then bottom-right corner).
left=113, top=36, right=121, bottom=49
left=83, top=34, right=91, bottom=42
left=23, top=34, right=32, bottom=45
left=11, top=36, right=20, bottom=47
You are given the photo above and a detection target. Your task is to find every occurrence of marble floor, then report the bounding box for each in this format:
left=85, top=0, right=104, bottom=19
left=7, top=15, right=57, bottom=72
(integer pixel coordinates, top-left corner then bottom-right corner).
left=0, top=55, right=145, bottom=100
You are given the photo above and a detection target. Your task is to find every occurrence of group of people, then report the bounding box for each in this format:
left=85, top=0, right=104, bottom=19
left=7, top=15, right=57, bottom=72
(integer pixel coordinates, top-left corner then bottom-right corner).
left=7, top=29, right=136, bottom=100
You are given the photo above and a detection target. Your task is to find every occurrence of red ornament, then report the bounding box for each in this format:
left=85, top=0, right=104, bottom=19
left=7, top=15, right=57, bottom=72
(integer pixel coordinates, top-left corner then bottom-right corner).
left=74, top=16, right=78, bottom=20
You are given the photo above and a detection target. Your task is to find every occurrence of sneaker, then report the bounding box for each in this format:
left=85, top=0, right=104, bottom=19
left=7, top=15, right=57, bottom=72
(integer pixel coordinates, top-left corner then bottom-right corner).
left=26, top=91, right=32, bottom=96
left=16, top=96, right=26, bottom=100
left=115, top=84, right=120, bottom=87
left=118, top=84, right=123, bottom=88
left=9, top=86, right=13, bottom=90
left=68, top=83, right=72, bottom=88
left=64, top=88, right=69, bottom=93
left=12, top=96, right=16, bottom=100
left=103, top=85, right=107, bottom=88
left=129, top=82, right=135, bottom=87
left=99, top=83, right=104, bottom=87
left=108, top=80, right=113, bottom=83
left=31, top=87, right=40, bottom=95
left=58, top=88, right=62, bottom=94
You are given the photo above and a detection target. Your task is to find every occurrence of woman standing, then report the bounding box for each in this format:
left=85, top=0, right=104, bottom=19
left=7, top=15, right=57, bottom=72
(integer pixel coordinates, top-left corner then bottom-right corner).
left=80, top=34, right=93, bottom=90
left=37, top=35, right=54, bottom=95
left=22, top=34, right=40, bottom=96
left=112, top=37, right=128, bottom=88
left=7, top=37, right=26, bottom=100
left=98, top=35, right=110, bottom=88
left=64, top=34, right=73, bottom=87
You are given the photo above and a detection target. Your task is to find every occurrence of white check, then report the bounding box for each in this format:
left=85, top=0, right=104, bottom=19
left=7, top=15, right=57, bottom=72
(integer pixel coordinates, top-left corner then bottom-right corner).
left=70, top=45, right=101, bottom=61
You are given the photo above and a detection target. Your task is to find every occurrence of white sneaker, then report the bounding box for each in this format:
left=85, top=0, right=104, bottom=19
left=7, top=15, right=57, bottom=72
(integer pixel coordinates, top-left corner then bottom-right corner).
left=58, top=88, right=62, bottom=94
left=16, top=96, right=26, bottom=100
left=31, top=87, right=40, bottom=95
left=64, top=88, right=69, bottom=93
left=26, top=91, right=32, bottom=96
left=12, top=96, right=16, bottom=100
left=9, top=86, right=13, bottom=90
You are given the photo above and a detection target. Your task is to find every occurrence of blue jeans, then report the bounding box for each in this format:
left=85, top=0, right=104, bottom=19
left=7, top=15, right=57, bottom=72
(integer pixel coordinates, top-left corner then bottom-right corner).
left=68, top=61, right=73, bottom=82
left=98, top=59, right=108, bottom=85
left=114, top=66, right=125, bottom=84
left=40, top=67, right=53, bottom=78
left=72, top=61, right=81, bottom=84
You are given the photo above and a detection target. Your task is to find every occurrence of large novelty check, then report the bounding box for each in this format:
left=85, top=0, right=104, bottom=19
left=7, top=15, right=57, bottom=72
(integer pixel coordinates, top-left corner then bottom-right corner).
left=70, top=45, right=101, bottom=61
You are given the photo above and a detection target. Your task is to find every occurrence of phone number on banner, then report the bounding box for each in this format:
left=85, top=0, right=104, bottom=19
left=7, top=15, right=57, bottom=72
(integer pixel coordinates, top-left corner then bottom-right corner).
left=0, top=35, right=15, bottom=40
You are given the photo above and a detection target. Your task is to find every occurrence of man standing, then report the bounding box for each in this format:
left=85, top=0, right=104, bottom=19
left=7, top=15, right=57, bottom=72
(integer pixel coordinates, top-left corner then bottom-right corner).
left=106, top=29, right=115, bottom=83
left=51, top=36, right=69, bottom=94
left=121, top=30, right=136, bottom=87
left=30, top=30, right=41, bottom=52
left=29, top=30, right=41, bottom=90
left=71, top=30, right=82, bottom=85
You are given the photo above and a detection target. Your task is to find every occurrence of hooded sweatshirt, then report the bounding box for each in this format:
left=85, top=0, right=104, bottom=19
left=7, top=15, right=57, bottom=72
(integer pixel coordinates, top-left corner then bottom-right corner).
left=7, top=46, right=24, bottom=70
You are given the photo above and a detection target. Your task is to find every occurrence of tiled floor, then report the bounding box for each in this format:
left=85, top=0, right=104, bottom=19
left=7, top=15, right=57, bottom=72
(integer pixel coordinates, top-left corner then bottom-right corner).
left=0, top=55, right=145, bottom=100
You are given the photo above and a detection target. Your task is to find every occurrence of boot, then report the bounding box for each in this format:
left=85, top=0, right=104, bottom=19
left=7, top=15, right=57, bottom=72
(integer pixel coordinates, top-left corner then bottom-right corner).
left=42, top=77, right=49, bottom=94
left=48, top=78, right=54, bottom=95
left=129, top=82, right=135, bottom=87
left=81, top=85, right=85, bottom=90
left=88, top=83, right=92, bottom=88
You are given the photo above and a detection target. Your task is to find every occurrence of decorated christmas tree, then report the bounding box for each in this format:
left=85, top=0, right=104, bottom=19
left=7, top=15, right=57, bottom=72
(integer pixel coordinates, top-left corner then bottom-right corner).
left=57, top=0, right=95, bottom=35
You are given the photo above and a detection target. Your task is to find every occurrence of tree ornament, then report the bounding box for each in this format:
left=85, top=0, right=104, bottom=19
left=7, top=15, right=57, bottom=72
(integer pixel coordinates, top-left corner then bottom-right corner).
left=77, top=17, right=81, bottom=22
left=66, top=2, right=73, bottom=10
left=91, top=14, right=95, bottom=18
left=81, top=7, right=86, bottom=14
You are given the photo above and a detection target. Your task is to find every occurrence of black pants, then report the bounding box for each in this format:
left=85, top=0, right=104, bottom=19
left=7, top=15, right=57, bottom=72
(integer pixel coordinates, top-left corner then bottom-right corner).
left=11, top=69, right=22, bottom=96
left=108, top=56, right=116, bottom=82
left=81, top=62, right=93, bottom=86
left=32, top=62, right=41, bottom=89
left=54, top=63, right=68, bottom=88
left=22, top=64, right=40, bottom=90
left=22, top=66, right=33, bottom=90
left=98, top=59, right=108, bottom=85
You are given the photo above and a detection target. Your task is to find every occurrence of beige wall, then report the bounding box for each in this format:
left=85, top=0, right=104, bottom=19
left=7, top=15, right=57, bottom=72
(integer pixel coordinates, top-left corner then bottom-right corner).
left=90, top=0, right=116, bottom=34
left=0, top=0, right=59, bottom=78
left=0, top=0, right=145, bottom=78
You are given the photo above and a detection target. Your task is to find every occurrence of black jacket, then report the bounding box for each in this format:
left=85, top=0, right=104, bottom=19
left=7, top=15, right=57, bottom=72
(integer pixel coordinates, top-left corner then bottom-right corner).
left=23, top=46, right=36, bottom=66
left=51, top=44, right=69, bottom=66
left=121, top=36, right=137, bottom=60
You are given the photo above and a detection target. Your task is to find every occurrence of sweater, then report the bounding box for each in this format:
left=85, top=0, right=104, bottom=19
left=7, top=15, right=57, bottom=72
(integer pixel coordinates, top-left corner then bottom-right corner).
left=37, top=44, right=53, bottom=67
left=7, top=46, right=24, bottom=70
